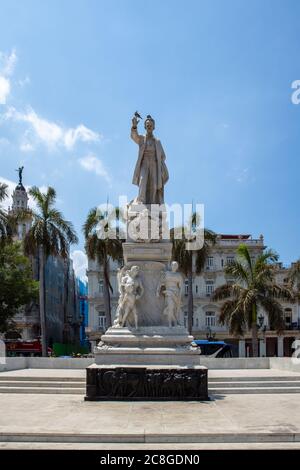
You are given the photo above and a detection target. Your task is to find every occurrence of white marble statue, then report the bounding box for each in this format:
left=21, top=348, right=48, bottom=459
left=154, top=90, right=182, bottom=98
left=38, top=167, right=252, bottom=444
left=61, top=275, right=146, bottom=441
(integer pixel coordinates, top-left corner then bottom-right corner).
left=131, top=114, right=169, bottom=204
left=114, top=265, right=144, bottom=329
left=156, top=261, right=183, bottom=327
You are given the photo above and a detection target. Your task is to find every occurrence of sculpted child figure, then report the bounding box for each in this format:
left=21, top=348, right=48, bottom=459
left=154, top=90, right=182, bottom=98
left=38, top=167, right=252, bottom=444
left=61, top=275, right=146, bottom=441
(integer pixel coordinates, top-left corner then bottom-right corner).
left=114, top=265, right=144, bottom=329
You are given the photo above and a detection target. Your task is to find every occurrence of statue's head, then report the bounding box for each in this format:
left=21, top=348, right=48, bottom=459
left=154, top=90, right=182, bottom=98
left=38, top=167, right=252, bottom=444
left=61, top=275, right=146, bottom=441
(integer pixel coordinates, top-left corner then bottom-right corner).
left=144, top=115, right=155, bottom=132
left=130, top=265, right=140, bottom=277
left=171, top=261, right=178, bottom=272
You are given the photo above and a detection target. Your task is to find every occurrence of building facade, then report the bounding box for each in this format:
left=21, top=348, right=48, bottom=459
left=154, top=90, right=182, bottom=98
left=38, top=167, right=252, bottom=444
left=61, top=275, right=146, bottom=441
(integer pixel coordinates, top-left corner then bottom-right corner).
left=86, top=233, right=300, bottom=356
left=6, top=176, right=82, bottom=345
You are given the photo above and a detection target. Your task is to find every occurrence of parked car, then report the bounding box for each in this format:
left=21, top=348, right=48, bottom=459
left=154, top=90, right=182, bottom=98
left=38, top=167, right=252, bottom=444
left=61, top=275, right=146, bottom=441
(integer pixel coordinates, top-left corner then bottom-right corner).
left=192, top=340, right=233, bottom=358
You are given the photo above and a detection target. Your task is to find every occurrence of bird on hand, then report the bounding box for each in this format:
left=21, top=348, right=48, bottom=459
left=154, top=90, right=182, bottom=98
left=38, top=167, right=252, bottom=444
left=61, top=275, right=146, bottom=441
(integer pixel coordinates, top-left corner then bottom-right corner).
left=134, top=111, right=143, bottom=120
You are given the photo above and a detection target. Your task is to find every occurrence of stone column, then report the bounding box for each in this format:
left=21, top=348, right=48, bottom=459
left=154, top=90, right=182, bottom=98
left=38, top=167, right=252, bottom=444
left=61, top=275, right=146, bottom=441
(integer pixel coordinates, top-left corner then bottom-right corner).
left=259, top=339, right=266, bottom=357
left=238, top=339, right=246, bottom=357
left=277, top=336, right=284, bottom=357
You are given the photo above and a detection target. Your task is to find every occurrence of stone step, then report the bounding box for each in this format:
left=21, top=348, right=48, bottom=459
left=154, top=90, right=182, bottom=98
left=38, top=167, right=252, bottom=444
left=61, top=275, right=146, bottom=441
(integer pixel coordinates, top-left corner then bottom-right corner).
left=209, top=387, right=300, bottom=394
left=0, top=376, right=85, bottom=382
left=209, top=381, right=300, bottom=388
left=0, top=387, right=84, bottom=394
left=0, top=431, right=299, bottom=444
left=209, top=376, right=300, bottom=382
left=0, top=381, right=85, bottom=388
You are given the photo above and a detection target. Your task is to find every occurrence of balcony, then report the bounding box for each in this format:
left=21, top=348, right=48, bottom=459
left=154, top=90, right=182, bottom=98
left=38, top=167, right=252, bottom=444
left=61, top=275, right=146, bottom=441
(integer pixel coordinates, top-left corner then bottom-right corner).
left=217, top=238, right=264, bottom=247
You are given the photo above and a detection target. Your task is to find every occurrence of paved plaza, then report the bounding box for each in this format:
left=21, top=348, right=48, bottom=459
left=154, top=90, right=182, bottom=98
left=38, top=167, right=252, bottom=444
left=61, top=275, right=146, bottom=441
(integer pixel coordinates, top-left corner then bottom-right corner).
left=1, top=368, right=300, bottom=449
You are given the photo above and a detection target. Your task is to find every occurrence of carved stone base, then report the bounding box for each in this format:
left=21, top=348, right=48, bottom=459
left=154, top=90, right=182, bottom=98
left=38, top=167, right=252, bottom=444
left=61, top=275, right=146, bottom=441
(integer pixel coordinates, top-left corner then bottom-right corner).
left=85, top=365, right=209, bottom=401
left=95, top=326, right=201, bottom=366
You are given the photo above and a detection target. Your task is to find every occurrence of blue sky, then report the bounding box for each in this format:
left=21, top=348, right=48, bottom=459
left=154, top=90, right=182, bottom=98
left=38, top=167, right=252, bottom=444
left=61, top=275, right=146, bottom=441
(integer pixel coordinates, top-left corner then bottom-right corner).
left=0, top=0, right=300, bottom=278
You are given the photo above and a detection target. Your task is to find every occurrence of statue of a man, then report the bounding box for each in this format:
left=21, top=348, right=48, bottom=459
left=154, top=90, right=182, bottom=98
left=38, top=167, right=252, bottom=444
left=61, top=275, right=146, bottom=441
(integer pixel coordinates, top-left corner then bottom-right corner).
left=156, top=261, right=183, bottom=327
left=131, top=114, right=169, bottom=205
left=16, top=166, right=24, bottom=184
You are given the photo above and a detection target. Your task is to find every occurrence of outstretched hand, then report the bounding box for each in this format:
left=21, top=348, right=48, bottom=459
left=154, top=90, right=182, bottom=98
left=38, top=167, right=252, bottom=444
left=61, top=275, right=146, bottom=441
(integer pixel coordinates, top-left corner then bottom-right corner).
left=132, top=116, right=139, bottom=127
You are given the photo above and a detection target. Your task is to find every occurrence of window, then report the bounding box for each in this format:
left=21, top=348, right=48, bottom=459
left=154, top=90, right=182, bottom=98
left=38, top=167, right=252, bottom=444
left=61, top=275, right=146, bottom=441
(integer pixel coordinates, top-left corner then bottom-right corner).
left=195, top=318, right=199, bottom=328
left=206, top=257, right=214, bottom=269
left=98, top=311, right=106, bottom=329
left=284, top=308, right=292, bottom=327
left=98, top=279, right=104, bottom=294
left=205, top=311, right=216, bottom=327
left=206, top=280, right=214, bottom=296
left=195, top=285, right=198, bottom=294
left=184, top=311, right=188, bottom=328
left=226, top=256, right=234, bottom=266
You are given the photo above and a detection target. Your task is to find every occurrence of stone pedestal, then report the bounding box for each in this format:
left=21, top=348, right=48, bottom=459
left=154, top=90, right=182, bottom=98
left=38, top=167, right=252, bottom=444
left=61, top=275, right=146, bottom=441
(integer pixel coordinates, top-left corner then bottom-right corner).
left=85, top=364, right=208, bottom=401
left=88, top=227, right=206, bottom=400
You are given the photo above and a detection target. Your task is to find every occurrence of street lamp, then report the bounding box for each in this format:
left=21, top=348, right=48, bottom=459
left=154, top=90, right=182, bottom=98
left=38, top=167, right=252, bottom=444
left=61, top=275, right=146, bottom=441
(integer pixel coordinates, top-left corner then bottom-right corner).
left=206, top=327, right=216, bottom=342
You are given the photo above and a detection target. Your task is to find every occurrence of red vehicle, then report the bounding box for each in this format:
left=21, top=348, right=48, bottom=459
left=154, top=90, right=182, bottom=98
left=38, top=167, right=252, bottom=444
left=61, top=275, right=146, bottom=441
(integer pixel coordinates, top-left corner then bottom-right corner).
left=4, top=339, right=52, bottom=357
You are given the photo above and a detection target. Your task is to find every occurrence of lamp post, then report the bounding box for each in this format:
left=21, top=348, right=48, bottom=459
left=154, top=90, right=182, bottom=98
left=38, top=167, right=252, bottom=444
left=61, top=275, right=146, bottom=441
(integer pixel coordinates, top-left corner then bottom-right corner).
left=257, top=314, right=267, bottom=357
left=206, top=327, right=216, bottom=342
left=258, top=314, right=264, bottom=329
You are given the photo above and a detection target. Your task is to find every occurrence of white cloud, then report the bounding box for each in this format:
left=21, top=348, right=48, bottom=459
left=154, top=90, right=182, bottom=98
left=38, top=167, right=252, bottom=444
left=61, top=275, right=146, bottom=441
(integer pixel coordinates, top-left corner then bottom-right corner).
left=0, top=76, right=10, bottom=104
left=5, top=106, right=101, bottom=151
left=0, top=49, right=17, bottom=105
left=0, top=177, right=15, bottom=210
left=19, top=140, right=35, bottom=152
left=19, top=129, right=36, bottom=152
left=64, top=124, right=100, bottom=149
left=78, top=154, right=110, bottom=182
left=0, top=49, right=17, bottom=76
left=71, top=250, right=88, bottom=282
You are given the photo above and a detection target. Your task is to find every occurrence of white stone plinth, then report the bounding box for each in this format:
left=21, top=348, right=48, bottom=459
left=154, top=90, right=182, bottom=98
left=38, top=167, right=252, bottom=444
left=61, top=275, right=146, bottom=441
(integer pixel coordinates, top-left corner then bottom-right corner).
left=95, top=326, right=200, bottom=366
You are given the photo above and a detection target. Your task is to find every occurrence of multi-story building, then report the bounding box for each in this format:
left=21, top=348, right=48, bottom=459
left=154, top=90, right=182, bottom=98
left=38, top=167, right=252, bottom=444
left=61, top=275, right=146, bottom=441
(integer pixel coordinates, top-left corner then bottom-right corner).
left=86, top=233, right=300, bottom=356
left=77, top=279, right=89, bottom=347
left=5, top=174, right=81, bottom=345
left=85, top=257, right=120, bottom=348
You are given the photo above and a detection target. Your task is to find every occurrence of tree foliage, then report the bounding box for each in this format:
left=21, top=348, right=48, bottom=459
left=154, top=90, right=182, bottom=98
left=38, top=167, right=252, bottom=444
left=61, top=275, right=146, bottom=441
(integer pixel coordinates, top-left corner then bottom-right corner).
left=0, top=242, right=39, bottom=332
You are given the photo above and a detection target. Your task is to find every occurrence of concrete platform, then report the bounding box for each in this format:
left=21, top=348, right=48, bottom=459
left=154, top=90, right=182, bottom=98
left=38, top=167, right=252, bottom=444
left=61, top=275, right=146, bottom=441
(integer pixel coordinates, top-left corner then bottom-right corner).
left=1, top=389, right=300, bottom=447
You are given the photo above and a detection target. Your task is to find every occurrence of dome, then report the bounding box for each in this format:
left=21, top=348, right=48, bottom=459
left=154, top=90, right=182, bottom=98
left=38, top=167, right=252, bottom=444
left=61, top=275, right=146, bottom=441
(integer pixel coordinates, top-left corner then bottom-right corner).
left=15, top=183, right=26, bottom=192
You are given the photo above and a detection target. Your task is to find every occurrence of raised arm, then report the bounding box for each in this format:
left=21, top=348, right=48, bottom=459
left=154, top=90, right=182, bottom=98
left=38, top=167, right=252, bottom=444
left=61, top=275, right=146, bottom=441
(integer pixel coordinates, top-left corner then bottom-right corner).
left=131, top=116, right=143, bottom=145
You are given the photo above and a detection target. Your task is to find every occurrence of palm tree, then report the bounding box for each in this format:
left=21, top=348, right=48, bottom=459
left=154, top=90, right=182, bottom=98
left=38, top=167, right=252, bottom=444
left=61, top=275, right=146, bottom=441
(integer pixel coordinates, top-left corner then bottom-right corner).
left=0, top=183, right=10, bottom=243
left=171, top=215, right=216, bottom=334
left=212, top=244, right=293, bottom=357
left=24, top=186, right=78, bottom=356
left=83, top=207, right=124, bottom=329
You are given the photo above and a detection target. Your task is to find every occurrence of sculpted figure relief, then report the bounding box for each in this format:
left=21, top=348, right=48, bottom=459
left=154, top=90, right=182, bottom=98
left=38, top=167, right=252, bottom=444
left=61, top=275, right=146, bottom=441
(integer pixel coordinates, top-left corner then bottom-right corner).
left=114, top=265, right=144, bottom=329
left=131, top=114, right=169, bottom=205
left=156, top=261, right=183, bottom=327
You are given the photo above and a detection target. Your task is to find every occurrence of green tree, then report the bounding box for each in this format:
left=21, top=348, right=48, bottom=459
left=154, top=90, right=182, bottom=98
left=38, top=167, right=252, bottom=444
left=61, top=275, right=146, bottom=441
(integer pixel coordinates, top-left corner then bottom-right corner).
left=0, top=183, right=12, bottom=244
left=212, top=244, right=293, bottom=357
left=24, top=187, right=78, bottom=356
left=171, top=215, right=216, bottom=334
left=83, top=207, right=124, bottom=329
left=0, top=242, right=38, bottom=333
